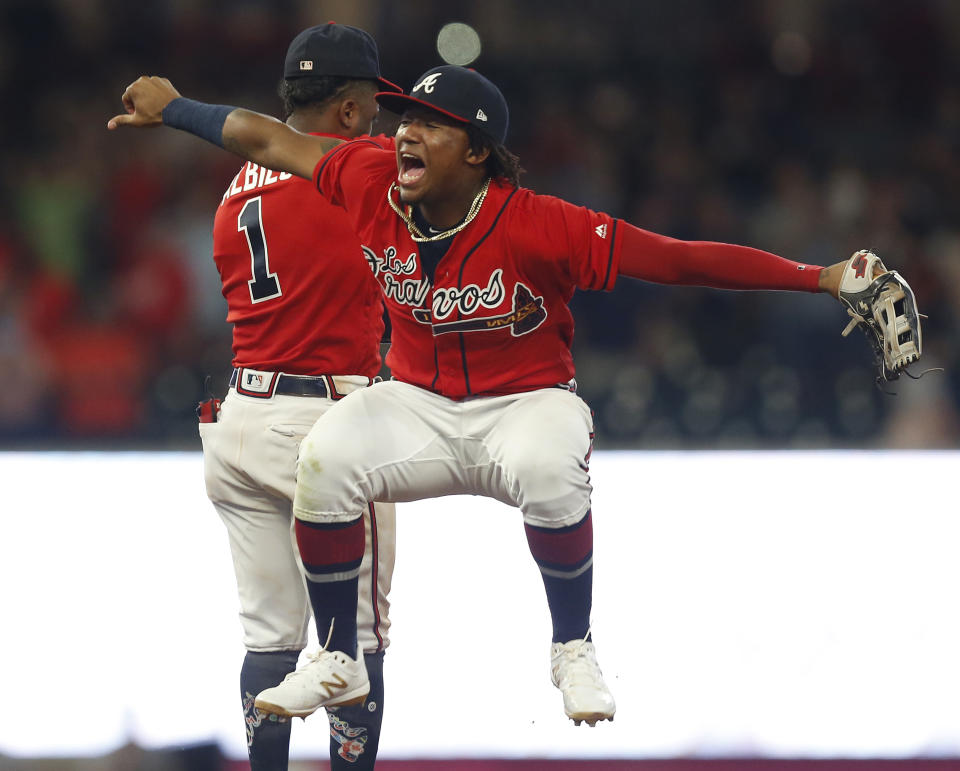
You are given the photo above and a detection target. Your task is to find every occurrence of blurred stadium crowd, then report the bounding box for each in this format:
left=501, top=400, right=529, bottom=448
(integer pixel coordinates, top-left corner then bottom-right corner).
left=2, top=0, right=958, bottom=449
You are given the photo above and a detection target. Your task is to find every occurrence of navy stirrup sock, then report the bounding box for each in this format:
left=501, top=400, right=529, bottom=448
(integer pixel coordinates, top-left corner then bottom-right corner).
left=295, top=515, right=366, bottom=657
left=328, top=650, right=386, bottom=770
left=524, top=510, right=594, bottom=642
left=241, top=650, right=300, bottom=771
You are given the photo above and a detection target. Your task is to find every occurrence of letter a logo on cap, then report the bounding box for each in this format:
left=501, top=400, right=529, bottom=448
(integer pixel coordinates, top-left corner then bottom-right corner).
left=413, top=72, right=442, bottom=93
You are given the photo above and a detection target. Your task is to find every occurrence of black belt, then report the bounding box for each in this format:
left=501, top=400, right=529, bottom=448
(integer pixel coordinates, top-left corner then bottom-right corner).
left=229, top=369, right=331, bottom=399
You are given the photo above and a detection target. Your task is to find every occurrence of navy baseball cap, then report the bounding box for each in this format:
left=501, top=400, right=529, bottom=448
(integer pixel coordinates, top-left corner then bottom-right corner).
left=284, top=22, right=401, bottom=92
left=376, top=65, right=509, bottom=144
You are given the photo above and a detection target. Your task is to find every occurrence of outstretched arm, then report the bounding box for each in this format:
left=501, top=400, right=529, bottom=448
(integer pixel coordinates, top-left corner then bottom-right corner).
left=816, top=261, right=843, bottom=297
left=107, top=76, right=341, bottom=180
left=618, top=222, right=844, bottom=298
left=614, top=223, right=925, bottom=382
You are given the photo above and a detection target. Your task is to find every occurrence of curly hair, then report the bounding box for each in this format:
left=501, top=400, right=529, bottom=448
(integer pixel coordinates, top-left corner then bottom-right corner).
left=277, top=76, right=378, bottom=120
left=464, top=124, right=524, bottom=187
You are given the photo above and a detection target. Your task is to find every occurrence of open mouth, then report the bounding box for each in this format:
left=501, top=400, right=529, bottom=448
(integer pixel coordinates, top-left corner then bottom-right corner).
left=398, top=153, right=426, bottom=186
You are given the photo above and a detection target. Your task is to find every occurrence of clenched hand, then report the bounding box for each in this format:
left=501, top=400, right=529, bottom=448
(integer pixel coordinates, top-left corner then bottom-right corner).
left=107, top=76, right=181, bottom=130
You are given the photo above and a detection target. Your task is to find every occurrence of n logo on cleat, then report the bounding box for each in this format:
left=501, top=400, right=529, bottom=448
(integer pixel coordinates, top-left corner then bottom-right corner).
left=320, top=673, right=349, bottom=698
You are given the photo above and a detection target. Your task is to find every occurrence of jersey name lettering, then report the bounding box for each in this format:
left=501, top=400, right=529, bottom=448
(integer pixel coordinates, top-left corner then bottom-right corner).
left=361, top=244, right=526, bottom=335
left=433, top=269, right=505, bottom=320
left=383, top=273, right=430, bottom=307
left=363, top=245, right=417, bottom=277
left=360, top=246, right=430, bottom=308
left=222, top=164, right=294, bottom=202
left=364, top=244, right=430, bottom=309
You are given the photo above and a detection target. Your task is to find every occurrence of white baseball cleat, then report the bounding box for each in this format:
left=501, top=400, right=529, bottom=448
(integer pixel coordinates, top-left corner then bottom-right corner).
left=550, top=637, right=616, bottom=726
left=254, top=648, right=369, bottom=718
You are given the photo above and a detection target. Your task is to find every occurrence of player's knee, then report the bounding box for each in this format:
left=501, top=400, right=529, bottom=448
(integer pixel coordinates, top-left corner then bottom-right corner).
left=297, top=416, right=371, bottom=483
left=505, top=436, right=577, bottom=487
left=294, top=442, right=366, bottom=522
left=297, top=432, right=334, bottom=477
left=294, top=397, right=383, bottom=518
left=296, top=433, right=354, bottom=500
left=512, top=453, right=563, bottom=491
left=506, top=448, right=588, bottom=522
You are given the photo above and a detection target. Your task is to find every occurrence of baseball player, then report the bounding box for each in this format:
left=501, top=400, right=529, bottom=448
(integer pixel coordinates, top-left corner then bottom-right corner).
left=192, top=24, right=398, bottom=770
left=110, top=66, right=863, bottom=728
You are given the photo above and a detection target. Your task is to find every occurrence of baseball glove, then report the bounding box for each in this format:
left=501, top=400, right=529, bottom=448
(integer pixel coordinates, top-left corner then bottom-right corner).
left=837, top=249, right=922, bottom=383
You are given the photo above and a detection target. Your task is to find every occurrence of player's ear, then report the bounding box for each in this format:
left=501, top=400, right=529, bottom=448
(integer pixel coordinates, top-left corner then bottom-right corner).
left=338, top=98, right=359, bottom=131
left=465, top=144, right=490, bottom=168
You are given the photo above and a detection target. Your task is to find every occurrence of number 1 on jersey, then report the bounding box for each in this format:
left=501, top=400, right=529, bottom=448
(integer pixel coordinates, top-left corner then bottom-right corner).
left=238, top=196, right=282, bottom=303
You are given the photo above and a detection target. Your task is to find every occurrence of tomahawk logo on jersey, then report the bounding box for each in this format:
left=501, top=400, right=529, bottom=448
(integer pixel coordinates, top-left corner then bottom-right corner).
left=409, top=273, right=547, bottom=338
left=316, top=140, right=622, bottom=398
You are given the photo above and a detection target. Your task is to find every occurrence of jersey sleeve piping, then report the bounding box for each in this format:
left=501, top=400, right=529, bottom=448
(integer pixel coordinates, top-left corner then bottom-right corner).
left=313, top=138, right=385, bottom=195
left=601, top=219, right=619, bottom=291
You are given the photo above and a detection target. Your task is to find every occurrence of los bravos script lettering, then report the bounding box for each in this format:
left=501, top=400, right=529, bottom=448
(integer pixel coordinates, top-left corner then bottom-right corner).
left=383, top=273, right=431, bottom=307
left=362, top=245, right=417, bottom=277
left=432, top=269, right=506, bottom=320
left=359, top=248, right=521, bottom=332
left=362, top=244, right=431, bottom=309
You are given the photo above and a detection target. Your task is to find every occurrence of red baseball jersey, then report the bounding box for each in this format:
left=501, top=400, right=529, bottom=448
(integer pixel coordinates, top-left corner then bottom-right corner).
left=314, top=140, right=622, bottom=397
left=212, top=134, right=388, bottom=376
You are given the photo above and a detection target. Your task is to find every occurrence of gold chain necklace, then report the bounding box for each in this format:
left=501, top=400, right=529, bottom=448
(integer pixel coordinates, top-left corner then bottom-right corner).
left=387, top=178, right=490, bottom=243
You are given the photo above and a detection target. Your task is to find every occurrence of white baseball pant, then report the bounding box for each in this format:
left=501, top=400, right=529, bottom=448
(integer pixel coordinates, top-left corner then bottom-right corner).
left=200, top=376, right=396, bottom=654
left=293, top=380, right=594, bottom=529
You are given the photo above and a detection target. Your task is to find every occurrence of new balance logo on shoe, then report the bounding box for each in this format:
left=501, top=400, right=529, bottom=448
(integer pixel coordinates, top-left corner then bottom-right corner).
left=476, top=108, right=488, bottom=121
left=595, top=224, right=607, bottom=239
left=319, top=673, right=350, bottom=699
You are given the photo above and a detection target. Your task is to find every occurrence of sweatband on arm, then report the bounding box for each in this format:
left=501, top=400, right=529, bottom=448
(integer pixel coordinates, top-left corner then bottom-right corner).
left=161, top=98, right=235, bottom=148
